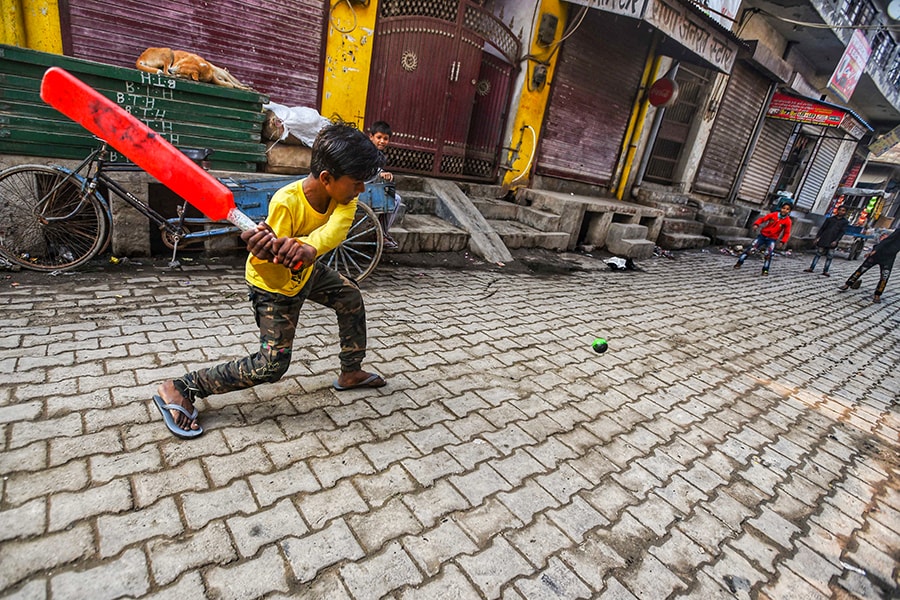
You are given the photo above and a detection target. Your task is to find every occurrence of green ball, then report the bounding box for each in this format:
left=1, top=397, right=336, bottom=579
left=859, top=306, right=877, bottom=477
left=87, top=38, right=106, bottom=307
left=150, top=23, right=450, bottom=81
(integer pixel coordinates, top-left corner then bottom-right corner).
left=592, top=337, right=608, bottom=354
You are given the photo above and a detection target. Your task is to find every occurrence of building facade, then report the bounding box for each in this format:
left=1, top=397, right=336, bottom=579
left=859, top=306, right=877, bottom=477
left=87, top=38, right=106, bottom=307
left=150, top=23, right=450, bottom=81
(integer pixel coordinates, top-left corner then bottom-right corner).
left=4, top=0, right=900, bottom=227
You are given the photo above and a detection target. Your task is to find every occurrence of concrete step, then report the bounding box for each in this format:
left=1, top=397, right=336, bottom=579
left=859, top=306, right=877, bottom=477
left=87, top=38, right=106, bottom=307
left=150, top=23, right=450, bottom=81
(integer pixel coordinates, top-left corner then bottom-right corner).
left=699, top=213, right=741, bottom=227
left=704, top=224, right=749, bottom=243
left=487, top=219, right=569, bottom=250
left=396, top=190, right=437, bottom=215
left=661, top=218, right=705, bottom=236
left=471, top=197, right=518, bottom=220
left=606, top=223, right=655, bottom=259
left=518, top=205, right=561, bottom=232
left=609, top=238, right=656, bottom=259
left=718, top=235, right=755, bottom=248
left=657, top=231, right=711, bottom=250
left=471, top=198, right=562, bottom=234
left=390, top=214, right=469, bottom=253
left=637, top=200, right=699, bottom=220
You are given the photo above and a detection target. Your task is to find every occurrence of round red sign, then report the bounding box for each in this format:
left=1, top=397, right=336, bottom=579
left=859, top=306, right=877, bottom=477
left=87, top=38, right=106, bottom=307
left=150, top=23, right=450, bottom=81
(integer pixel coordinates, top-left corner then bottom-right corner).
left=648, top=77, right=679, bottom=107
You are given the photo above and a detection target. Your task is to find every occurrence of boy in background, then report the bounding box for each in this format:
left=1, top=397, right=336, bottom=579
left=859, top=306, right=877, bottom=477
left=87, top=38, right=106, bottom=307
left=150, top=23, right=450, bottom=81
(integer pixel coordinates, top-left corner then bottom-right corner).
left=734, top=202, right=793, bottom=275
left=368, top=121, right=405, bottom=248
left=804, top=205, right=849, bottom=276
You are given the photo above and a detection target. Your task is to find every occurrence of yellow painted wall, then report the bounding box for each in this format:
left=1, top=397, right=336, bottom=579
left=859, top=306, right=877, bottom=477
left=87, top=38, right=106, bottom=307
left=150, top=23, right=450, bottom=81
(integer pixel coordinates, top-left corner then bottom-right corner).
left=1, top=0, right=62, bottom=53
left=502, top=0, right=568, bottom=192
left=320, top=0, right=378, bottom=129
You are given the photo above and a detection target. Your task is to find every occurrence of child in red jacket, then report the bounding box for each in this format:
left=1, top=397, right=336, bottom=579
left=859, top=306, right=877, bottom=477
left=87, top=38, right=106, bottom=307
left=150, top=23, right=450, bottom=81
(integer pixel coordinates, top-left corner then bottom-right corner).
left=734, top=202, right=793, bottom=275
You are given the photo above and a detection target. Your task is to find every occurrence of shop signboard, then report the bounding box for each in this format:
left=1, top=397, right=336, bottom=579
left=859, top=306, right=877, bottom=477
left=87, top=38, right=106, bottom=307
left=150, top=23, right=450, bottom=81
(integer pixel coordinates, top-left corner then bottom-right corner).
left=767, top=92, right=846, bottom=127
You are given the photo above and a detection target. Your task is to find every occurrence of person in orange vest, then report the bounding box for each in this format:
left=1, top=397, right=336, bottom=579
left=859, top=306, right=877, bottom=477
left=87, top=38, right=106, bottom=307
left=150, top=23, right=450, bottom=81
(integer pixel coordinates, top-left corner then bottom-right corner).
left=733, top=202, right=793, bottom=275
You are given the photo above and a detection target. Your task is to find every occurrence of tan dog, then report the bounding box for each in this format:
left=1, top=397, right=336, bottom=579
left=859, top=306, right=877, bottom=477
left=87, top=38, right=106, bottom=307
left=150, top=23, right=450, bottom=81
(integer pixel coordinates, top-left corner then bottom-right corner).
left=136, top=47, right=251, bottom=90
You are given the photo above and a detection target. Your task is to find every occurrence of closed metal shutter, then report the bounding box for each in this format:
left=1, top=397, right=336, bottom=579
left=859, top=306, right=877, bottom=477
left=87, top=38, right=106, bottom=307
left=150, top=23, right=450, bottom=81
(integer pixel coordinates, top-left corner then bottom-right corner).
left=795, top=132, right=843, bottom=210
left=536, top=12, right=652, bottom=185
left=694, top=62, right=770, bottom=197
left=61, top=0, right=326, bottom=107
left=737, top=118, right=794, bottom=206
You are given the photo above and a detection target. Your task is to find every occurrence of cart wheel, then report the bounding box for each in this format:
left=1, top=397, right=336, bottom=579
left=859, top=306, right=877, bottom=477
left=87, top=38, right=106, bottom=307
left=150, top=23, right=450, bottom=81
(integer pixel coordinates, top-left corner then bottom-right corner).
left=319, top=202, right=384, bottom=282
left=849, top=238, right=863, bottom=260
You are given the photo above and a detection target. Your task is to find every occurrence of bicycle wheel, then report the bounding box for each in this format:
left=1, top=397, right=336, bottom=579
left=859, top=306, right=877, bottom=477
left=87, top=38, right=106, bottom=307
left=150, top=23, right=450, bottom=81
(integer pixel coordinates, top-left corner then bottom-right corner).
left=319, top=201, right=384, bottom=282
left=0, top=166, right=108, bottom=271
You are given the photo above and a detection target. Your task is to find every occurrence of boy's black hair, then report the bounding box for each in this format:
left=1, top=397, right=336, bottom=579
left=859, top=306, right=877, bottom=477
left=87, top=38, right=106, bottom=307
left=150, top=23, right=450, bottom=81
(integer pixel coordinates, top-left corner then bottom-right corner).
left=369, top=120, right=392, bottom=137
left=310, top=122, right=384, bottom=181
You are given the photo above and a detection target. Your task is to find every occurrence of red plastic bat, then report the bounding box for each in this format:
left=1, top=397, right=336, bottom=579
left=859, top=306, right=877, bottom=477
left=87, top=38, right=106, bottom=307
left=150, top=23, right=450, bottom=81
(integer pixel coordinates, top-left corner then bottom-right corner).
left=39, top=66, right=256, bottom=231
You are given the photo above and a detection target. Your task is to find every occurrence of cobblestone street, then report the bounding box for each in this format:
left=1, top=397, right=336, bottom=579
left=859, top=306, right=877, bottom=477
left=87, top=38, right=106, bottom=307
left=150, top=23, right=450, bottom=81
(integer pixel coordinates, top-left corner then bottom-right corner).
left=0, top=249, right=897, bottom=599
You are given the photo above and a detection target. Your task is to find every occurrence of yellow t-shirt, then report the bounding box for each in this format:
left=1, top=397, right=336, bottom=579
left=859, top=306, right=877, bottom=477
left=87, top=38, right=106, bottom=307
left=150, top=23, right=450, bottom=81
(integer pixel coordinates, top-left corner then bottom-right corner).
left=245, top=177, right=357, bottom=296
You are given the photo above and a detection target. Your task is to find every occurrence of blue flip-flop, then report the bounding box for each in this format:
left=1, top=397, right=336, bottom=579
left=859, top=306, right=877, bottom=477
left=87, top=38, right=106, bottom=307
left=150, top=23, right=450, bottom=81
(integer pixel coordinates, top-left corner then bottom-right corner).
left=152, top=395, right=203, bottom=439
left=333, top=373, right=386, bottom=391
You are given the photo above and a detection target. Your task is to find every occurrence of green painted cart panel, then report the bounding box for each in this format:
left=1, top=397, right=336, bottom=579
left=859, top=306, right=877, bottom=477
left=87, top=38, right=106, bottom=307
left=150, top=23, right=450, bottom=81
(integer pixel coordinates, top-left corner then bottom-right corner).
left=0, top=44, right=268, bottom=172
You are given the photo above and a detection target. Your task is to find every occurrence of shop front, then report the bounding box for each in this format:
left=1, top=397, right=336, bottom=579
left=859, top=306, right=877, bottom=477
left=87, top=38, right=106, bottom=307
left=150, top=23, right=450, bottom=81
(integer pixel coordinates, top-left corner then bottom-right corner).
left=737, top=91, right=870, bottom=210
left=534, top=0, right=739, bottom=190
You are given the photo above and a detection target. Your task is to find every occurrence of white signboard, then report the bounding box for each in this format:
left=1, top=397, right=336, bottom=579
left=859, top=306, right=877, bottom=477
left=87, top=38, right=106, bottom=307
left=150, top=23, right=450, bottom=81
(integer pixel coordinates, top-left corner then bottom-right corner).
left=565, top=0, right=645, bottom=19
left=644, top=0, right=737, bottom=72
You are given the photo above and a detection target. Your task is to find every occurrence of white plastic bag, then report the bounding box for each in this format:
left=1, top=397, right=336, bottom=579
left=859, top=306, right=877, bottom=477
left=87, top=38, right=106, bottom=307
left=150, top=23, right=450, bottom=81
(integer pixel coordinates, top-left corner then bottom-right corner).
left=263, top=102, right=330, bottom=146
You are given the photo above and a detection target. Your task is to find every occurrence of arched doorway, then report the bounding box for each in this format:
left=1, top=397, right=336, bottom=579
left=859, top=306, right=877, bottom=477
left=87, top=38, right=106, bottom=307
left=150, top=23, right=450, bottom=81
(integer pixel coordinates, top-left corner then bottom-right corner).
left=366, top=0, right=519, bottom=181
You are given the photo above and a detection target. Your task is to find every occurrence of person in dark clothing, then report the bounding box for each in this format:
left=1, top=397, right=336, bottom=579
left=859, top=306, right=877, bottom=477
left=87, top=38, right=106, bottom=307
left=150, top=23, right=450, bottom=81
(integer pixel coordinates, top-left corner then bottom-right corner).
left=804, top=205, right=849, bottom=276
left=839, top=228, right=900, bottom=303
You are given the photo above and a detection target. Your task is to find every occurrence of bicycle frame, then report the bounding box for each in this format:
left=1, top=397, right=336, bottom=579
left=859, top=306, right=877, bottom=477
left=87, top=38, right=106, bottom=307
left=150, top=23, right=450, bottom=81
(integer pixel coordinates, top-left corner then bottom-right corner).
left=45, top=143, right=242, bottom=264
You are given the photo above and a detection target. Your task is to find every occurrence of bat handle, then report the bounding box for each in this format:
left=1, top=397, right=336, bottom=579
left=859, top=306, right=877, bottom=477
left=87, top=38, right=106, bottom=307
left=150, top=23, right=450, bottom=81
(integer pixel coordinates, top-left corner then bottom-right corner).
left=227, top=207, right=258, bottom=232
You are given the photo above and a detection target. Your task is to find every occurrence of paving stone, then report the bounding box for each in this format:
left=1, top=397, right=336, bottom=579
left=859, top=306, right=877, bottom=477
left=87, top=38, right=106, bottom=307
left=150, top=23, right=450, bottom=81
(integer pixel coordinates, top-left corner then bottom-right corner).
left=202, top=445, right=273, bottom=487
left=49, top=548, right=148, bottom=600
left=457, top=537, right=533, bottom=599
left=451, top=463, right=513, bottom=506
left=299, top=479, right=368, bottom=529
left=506, top=514, right=574, bottom=568
left=309, top=447, right=375, bottom=488
left=0, top=497, right=46, bottom=542
left=204, top=546, right=289, bottom=599
left=147, top=521, right=237, bottom=586
left=346, top=497, right=423, bottom=552
left=455, top=497, right=523, bottom=548
left=0, top=524, right=92, bottom=590
left=131, top=459, right=208, bottom=507
left=402, top=449, right=466, bottom=486
left=97, top=497, right=183, bottom=557
left=402, top=518, right=478, bottom=576
left=4, top=461, right=89, bottom=506
left=401, top=479, right=471, bottom=528
left=181, top=480, right=259, bottom=529
left=49, top=479, right=133, bottom=531
left=282, top=518, right=365, bottom=583
left=247, top=461, right=319, bottom=507
left=514, top=555, right=593, bottom=599
left=397, top=564, right=480, bottom=600
left=141, top=571, right=206, bottom=600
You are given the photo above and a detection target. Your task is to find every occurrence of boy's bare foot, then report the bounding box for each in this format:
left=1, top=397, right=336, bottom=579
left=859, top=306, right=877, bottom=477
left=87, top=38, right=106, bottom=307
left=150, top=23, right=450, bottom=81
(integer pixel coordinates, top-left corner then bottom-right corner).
left=156, top=381, right=200, bottom=432
left=333, top=370, right=386, bottom=391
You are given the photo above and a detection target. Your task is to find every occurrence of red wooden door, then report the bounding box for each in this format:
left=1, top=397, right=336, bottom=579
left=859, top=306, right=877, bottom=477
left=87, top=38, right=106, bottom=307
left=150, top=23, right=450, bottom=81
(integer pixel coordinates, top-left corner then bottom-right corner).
left=366, top=1, right=518, bottom=181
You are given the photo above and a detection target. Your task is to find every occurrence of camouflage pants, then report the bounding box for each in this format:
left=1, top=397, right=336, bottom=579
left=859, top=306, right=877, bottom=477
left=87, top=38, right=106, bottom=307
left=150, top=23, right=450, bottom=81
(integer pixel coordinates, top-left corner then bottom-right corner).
left=176, top=263, right=366, bottom=400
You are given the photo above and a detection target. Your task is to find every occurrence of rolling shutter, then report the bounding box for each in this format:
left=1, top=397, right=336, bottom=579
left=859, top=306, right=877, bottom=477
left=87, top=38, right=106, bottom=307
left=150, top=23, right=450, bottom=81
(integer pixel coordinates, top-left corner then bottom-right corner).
left=795, top=133, right=843, bottom=210
left=694, top=62, right=770, bottom=197
left=737, top=118, right=794, bottom=206
left=536, top=12, right=652, bottom=185
left=61, top=0, right=326, bottom=107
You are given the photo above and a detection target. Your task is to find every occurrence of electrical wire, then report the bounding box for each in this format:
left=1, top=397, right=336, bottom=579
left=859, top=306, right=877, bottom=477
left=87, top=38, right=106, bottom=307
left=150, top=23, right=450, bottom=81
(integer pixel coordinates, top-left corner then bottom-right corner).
left=751, top=7, right=900, bottom=32
left=331, top=0, right=358, bottom=34
left=509, top=125, right=537, bottom=185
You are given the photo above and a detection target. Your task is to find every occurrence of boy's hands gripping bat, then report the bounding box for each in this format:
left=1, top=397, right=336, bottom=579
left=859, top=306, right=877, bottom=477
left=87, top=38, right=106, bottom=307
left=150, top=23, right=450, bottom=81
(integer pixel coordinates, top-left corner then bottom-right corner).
left=39, top=67, right=257, bottom=231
